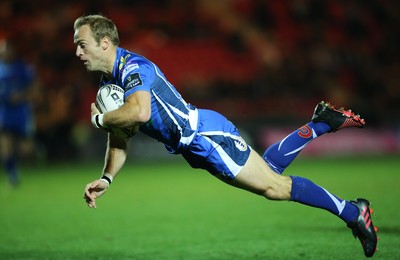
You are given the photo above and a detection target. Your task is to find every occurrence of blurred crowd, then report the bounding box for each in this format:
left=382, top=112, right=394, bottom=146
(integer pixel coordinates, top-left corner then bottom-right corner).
left=0, top=0, right=399, bottom=161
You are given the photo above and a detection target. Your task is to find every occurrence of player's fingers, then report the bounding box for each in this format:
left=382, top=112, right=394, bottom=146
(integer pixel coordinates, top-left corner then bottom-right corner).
left=91, top=103, right=100, bottom=114
left=84, top=195, right=96, bottom=208
left=84, top=184, right=96, bottom=203
left=84, top=191, right=93, bottom=203
left=83, top=193, right=93, bottom=207
left=87, top=197, right=96, bottom=208
left=83, top=192, right=92, bottom=202
left=83, top=181, right=102, bottom=208
left=84, top=181, right=97, bottom=196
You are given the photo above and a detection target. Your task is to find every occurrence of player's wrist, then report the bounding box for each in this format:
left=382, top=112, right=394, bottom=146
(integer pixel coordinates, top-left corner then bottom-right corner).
left=100, top=173, right=113, bottom=186
left=91, top=113, right=106, bottom=128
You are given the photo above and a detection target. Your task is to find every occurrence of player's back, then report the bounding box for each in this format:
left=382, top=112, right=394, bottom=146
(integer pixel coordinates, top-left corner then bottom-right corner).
left=107, top=48, right=199, bottom=153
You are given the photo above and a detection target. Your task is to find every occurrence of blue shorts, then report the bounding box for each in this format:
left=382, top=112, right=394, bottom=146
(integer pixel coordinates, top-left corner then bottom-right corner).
left=181, top=109, right=251, bottom=180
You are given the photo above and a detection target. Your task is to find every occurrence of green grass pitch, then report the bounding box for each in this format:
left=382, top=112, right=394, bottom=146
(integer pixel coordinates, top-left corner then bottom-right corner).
left=1, top=154, right=399, bottom=259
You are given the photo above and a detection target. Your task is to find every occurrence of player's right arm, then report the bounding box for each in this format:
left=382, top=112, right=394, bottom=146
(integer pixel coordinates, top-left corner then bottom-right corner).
left=102, top=90, right=151, bottom=129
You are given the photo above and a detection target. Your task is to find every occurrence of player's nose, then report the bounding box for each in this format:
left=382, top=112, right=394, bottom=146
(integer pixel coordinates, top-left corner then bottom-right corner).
left=76, top=46, right=83, bottom=57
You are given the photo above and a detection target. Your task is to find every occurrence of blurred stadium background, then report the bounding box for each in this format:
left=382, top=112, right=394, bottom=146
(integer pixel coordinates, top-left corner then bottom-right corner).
left=1, top=1, right=400, bottom=259
left=1, top=0, right=399, bottom=161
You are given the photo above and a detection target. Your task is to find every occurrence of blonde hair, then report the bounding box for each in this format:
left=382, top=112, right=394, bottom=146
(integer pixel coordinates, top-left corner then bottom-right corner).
left=74, top=14, right=120, bottom=46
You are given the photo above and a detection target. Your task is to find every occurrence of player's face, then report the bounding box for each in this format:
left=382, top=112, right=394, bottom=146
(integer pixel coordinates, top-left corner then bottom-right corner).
left=74, top=25, right=105, bottom=72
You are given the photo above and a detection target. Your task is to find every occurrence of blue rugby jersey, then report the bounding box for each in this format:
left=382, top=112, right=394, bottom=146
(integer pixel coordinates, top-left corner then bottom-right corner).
left=100, top=47, right=198, bottom=154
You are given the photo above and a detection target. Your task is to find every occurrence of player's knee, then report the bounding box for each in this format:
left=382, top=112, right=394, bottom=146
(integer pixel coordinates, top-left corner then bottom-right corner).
left=261, top=177, right=291, bottom=201
left=261, top=187, right=283, bottom=200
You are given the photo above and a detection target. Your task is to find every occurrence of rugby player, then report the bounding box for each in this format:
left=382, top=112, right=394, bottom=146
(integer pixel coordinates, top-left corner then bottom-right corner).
left=74, top=15, right=378, bottom=257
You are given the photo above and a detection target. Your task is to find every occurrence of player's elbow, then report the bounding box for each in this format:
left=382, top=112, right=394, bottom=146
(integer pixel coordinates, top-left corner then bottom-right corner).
left=136, top=108, right=151, bottom=124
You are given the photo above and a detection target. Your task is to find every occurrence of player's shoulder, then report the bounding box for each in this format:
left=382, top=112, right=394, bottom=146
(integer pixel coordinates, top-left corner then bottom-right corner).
left=117, top=49, right=153, bottom=77
left=118, top=48, right=152, bottom=68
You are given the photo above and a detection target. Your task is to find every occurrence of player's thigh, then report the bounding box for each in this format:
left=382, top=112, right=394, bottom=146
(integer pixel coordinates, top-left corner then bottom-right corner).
left=225, top=149, right=292, bottom=200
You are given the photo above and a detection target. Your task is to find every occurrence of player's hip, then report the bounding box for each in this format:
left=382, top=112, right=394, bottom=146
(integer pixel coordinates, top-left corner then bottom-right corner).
left=182, top=109, right=251, bottom=179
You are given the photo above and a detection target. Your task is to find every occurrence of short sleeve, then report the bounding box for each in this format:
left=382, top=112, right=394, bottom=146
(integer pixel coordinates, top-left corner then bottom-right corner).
left=121, top=60, right=153, bottom=98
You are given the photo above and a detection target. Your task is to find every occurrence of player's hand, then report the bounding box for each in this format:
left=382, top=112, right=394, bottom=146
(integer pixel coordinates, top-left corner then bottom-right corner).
left=91, top=102, right=100, bottom=115
left=83, top=179, right=109, bottom=208
left=91, top=103, right=107, bottom=129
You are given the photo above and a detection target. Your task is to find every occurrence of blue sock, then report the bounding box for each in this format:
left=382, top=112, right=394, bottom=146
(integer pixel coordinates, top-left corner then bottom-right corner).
left=290, top=176, right=358, bottom=223
left=263, top=122, right=331, bottom=174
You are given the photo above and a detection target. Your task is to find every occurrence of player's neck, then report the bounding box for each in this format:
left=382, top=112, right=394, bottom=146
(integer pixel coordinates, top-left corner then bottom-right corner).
left=102, top=48, right=117, bottom=79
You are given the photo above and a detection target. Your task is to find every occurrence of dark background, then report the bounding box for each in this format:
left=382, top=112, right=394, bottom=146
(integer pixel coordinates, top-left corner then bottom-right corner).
left=1, top=0, right=399, bottom=161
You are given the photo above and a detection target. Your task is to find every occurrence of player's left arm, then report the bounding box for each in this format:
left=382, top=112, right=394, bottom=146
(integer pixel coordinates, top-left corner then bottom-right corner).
left=83, top=131, right=128, bottom=208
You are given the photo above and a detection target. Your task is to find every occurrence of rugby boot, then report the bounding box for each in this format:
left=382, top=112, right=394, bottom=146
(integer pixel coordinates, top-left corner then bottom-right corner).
left=311, top=101, right=365, bottom=132
left=347, top=198, right=378, bottom=257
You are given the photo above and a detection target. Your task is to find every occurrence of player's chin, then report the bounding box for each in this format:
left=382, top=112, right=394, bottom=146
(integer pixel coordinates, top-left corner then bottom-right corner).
left=84, top=63, right=95, bottom=71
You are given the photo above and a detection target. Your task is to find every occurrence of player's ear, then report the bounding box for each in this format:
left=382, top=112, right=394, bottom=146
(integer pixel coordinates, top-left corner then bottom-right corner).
left=101, top=36, right=111, bottom=50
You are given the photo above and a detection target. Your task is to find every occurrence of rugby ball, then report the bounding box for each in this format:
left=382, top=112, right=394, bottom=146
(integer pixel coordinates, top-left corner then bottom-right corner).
left=96, top=84, right=124, bottom=113
left=95, top=84, right=138, bottom=139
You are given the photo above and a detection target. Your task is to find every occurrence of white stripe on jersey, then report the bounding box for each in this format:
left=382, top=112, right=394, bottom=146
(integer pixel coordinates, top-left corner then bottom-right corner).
left=152, top=63, right=185, bottom=104
left=152, top=90, right=182, bottom=132
left=151, top=61, right=198, bottom=145
left=151, top=90, right=198, bottom=146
